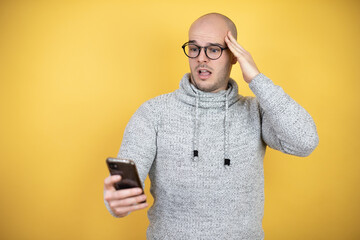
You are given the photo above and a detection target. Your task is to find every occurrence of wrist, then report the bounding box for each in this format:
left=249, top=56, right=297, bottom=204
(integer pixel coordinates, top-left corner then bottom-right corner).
left=245, top=71, right=261, bottom=84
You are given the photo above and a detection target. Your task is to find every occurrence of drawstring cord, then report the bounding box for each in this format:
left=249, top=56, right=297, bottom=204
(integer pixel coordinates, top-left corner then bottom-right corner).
left=224, top=92, right=231, bottom=166
left=193, top=93, right=199, bottom=161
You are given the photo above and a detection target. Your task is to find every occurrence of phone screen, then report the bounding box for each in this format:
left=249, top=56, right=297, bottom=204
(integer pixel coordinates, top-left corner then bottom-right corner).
left=106, top=158, right=144, bottom=191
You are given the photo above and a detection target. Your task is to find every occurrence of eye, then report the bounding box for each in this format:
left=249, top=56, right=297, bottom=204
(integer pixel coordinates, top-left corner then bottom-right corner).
left=208, top=46, right=220, bottom=53
left=189, top=46, right=199, bottom=52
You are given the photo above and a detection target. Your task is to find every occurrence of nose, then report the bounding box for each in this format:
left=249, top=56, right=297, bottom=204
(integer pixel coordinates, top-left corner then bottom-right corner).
left=197, top=47, right=209, bottom=63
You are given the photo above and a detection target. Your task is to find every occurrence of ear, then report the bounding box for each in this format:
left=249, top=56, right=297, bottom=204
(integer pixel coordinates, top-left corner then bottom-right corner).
left=231, top=54, right=237, bottom=65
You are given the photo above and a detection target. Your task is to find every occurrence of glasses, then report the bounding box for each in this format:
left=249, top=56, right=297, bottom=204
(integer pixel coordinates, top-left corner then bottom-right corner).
left=182, top=42, right=228, bottom=60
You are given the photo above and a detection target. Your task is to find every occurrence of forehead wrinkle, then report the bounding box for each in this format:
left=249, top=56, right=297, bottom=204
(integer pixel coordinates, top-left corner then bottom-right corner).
left=189, top=40, right=222, bottom=45
left=189, top=40, right=225, bottom=46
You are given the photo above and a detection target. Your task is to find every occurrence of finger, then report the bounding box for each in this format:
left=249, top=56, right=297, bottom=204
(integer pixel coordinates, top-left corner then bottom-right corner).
left=227, top=31, right=236, bottom=41
left=104, top=175, right=121, bottom=191
left=105, top=187, right=143, bottom=202
left=226, top=32, right=246, bottom=52
left=225, top=37, right=243, bottom=58
left=113, top=202, right=149, bottom=217
left=109, top=194, right=147, bottom=208
left=225, top=36, right=245, bottom=54
left=227, top=31, right=240, bottom=46
left=113, top=187, right=143, bottom=200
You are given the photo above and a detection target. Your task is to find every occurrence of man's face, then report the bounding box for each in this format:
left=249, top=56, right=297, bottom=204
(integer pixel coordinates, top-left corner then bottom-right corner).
left=188, top=18, right=236, bottom=93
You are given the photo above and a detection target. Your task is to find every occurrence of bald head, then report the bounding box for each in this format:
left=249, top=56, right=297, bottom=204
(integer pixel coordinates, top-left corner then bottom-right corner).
left=189, top=13, right=237, bottom=40
left=186, top=13, right=238, bottom=93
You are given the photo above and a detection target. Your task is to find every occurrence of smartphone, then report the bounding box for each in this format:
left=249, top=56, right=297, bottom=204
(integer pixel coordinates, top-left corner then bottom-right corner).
left=106, top=157, right=144, bottom=196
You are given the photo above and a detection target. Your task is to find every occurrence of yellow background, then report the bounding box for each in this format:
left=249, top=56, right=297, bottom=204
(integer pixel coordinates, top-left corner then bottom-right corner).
left=0, top=0, right=359, bottom=239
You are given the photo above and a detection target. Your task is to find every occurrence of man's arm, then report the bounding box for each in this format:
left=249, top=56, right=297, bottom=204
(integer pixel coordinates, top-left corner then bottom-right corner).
left=249, top=73, right=319, bottom=156
left=104, top=100, right=158, bottom=217
left=117, top=101, right=158, bottom=183
left=225, top=31, right=319, bottom=156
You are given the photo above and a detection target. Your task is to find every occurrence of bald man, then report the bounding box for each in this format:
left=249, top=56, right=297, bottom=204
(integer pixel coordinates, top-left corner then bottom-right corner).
left=104, top=13, right=318, bottom=239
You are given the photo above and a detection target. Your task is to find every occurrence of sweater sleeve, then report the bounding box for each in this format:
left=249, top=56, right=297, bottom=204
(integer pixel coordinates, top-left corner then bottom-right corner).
left=249, top=73, right=319, bottom=157
left=117, top=100, right=158, bottom=184
left=104, top=100, right=158, bottom=217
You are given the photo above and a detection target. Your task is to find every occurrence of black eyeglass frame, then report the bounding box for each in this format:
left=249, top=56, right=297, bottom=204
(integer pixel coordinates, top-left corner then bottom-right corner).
left=181, top=42, right=229, bottom=60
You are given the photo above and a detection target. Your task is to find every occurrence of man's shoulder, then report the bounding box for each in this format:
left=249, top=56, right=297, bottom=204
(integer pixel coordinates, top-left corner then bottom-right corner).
left=135, top=91, right=176, bottom=115
left=142, top=91, right=175, bottom=106
left=129, top=92, right=176, bottom=126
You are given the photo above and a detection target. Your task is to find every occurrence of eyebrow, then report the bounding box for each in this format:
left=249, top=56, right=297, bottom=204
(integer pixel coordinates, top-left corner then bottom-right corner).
left=188, top=40, right=225, bottom=48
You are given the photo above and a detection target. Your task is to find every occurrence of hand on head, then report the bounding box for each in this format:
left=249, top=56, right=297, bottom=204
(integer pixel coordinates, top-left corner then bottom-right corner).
left=225, top=31, right=260, bottom=83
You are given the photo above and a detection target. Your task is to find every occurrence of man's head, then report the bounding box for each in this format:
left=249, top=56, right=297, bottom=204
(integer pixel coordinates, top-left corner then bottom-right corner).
left=186, top=13, right=238, bottom=93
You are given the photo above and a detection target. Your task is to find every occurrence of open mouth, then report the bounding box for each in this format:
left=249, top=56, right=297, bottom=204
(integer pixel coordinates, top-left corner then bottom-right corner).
left=198, top=69, right=212, bottom=80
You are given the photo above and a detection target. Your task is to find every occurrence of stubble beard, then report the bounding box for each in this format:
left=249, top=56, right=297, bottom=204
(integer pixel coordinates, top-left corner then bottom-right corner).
left=190, top=65, right=231, bottom=93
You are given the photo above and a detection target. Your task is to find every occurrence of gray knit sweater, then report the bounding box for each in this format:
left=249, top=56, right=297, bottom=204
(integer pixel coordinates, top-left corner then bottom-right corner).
left=105, top=73, right=319, bottom=239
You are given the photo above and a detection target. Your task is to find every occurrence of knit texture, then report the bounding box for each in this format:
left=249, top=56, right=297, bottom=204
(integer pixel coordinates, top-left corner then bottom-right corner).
left=105, top=73, right=319, bottom=239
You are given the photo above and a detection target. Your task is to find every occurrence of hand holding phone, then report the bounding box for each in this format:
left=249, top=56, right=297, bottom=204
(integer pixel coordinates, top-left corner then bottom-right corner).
left=104, top=158, right=148, bottom=217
